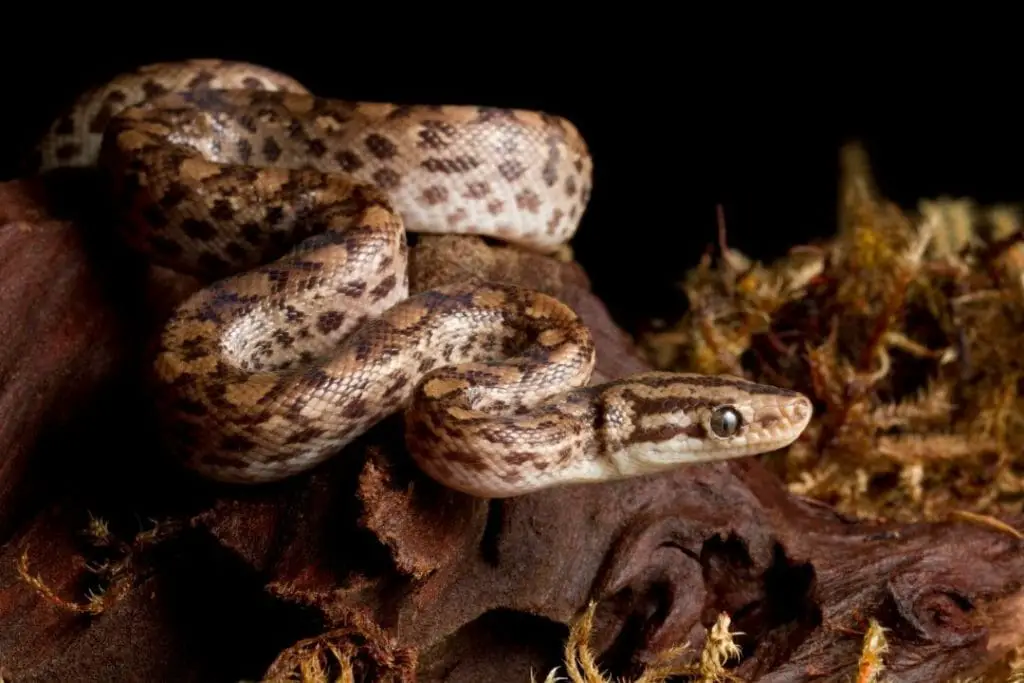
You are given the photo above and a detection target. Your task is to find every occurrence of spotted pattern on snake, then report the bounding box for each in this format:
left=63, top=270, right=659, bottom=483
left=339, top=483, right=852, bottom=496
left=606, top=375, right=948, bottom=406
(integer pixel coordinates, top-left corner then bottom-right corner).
left=33, top=59, right=813, bottom=498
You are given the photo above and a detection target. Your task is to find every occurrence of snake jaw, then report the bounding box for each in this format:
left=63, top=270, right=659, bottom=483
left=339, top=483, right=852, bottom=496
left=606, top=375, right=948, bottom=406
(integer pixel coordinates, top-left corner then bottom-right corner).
left=729, top=393, right=813, bottom=452
left=741, top=393, right=814, bottom=454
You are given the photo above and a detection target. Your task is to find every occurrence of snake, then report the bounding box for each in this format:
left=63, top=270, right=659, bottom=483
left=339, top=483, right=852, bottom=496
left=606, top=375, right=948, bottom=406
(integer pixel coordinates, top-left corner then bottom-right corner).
left=33, top=59, right=813, bottom=498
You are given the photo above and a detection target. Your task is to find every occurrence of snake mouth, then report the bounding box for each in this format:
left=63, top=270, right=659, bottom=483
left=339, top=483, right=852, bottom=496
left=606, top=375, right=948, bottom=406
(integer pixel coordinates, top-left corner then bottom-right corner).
left=781, top=394, right=813, bottom=430
left=742, top=394, right=814, bottom=454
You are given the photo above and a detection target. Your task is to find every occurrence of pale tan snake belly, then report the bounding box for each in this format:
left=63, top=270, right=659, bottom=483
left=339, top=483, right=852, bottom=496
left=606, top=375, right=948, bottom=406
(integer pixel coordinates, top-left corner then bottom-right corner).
left=33, top=59, right=813, bottom=498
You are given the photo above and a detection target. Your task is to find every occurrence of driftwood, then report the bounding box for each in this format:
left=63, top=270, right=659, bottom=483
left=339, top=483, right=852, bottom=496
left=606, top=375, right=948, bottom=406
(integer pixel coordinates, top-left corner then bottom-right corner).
left=0, top=176, right=130, bottom=539
left=0, top=175, right=1022, bottom=682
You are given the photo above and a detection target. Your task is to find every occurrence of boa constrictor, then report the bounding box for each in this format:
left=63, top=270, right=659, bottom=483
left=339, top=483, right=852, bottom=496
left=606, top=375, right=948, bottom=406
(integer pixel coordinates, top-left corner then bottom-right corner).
left=34, top=59, right=812, bottom=497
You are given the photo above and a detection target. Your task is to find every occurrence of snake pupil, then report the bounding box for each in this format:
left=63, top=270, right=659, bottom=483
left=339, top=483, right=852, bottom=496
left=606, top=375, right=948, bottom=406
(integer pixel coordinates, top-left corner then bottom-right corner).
left=709, top=406, right=742, bottom=438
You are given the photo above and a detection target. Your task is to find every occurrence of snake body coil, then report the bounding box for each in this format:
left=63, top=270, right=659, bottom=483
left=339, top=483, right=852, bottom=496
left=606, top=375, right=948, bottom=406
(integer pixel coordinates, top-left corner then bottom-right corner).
left=35, top=59, right=813, bottom=497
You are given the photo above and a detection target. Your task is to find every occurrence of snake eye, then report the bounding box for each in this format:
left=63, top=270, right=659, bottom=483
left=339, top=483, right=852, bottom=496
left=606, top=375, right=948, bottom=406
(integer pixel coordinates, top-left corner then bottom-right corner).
left=709, top=405, right=743, bottom=438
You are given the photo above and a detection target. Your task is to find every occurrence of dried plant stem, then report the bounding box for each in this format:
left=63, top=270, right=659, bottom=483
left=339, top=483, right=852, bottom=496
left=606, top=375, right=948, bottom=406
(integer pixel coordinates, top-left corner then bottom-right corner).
left=536, top=602, right=743, bottom=683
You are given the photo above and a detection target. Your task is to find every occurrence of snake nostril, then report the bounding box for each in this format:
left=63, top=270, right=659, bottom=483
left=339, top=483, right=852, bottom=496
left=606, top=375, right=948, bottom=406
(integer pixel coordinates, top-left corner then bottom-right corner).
left=785, top=397, right=812, bottom=423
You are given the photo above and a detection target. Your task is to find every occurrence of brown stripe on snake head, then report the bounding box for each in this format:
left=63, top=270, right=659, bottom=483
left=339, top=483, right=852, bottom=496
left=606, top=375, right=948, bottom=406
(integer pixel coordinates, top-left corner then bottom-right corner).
left=630, top=422, right=708, bottom=445
left=612, top=372, right=805, bottom=399
left=618, top=388, right=713, bottom=416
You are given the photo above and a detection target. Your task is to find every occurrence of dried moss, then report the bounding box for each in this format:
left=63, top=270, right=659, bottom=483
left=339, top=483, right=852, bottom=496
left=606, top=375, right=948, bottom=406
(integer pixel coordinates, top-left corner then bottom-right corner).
left=259, top=611, right=417, bottom=682
left=532, top=602, right=743, bottom=683
left=16, top=512, right=182, bottom=617
left=633, top=142, right=1024, bottom=682
left=639, top=142, right=1024, bottom=527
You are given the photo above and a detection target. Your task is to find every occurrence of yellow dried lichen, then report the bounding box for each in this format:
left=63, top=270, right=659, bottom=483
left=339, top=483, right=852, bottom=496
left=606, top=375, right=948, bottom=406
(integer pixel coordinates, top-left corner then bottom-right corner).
left=16, top=512, right=182, bottom=617
left=533, top=601, right=743, bottom=683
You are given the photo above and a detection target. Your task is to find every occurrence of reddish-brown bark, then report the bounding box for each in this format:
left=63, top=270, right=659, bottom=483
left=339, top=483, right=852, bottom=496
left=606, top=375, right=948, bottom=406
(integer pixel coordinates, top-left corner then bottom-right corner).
left=0, top=177, right=127, bottom=538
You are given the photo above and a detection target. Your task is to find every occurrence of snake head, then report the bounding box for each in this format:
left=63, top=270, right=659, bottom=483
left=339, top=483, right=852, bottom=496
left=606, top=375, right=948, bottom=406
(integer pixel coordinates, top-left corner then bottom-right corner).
left=606, top=372, right=814, bottom=475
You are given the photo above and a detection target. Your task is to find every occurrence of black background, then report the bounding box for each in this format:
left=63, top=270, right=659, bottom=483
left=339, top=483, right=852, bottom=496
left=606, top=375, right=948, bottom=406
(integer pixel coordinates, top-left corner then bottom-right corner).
left=3, top=21, right=1019, bottom=333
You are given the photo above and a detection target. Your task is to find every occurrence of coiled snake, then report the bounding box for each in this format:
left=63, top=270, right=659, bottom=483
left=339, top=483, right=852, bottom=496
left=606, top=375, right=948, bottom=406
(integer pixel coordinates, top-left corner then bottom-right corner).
left=34, top=59, right=813, bottom=498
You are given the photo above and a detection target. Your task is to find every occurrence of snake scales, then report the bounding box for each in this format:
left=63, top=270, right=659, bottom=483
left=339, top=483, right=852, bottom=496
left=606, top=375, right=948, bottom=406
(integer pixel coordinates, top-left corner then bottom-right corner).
left=33, top=59, right=813, bottom=498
